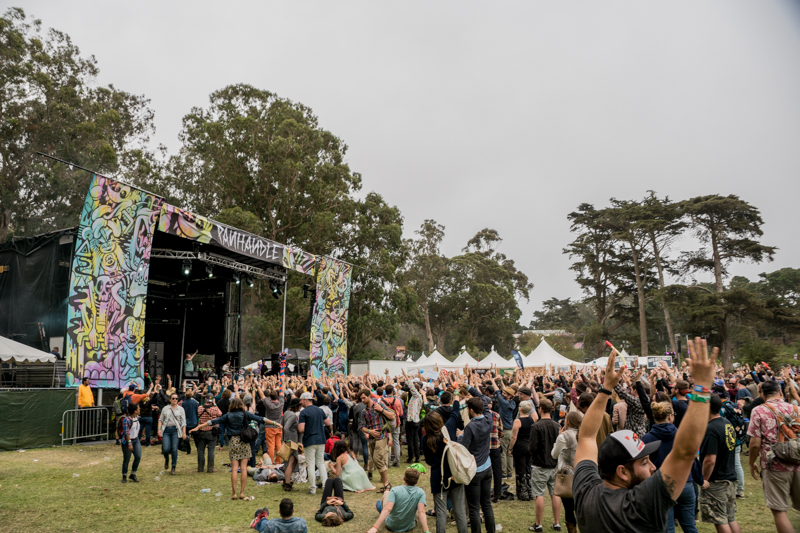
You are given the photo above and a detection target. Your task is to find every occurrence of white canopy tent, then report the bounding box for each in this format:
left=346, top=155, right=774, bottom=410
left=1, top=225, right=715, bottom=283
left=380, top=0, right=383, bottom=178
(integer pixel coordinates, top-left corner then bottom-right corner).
left=525, top=339, right=588, bottom=369
left=476, top=346, right=517, bottom=368
left=452, top=348, right=478, bottom=367
left=415, top=353, right=429, bottom=365
left=0, top=335, right=57, bottom=364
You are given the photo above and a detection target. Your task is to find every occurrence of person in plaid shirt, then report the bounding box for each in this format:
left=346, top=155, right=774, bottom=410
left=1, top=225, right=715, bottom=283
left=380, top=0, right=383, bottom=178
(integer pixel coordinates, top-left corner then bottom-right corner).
left=359, top=389, right=393, bottom=492
left=488, top=397, right=504, bottom=502
left=748, top=380, right=800, bottom=533
left=195, top=394, right=222, bottom=473
left=120, top=403, right=141, bottom=483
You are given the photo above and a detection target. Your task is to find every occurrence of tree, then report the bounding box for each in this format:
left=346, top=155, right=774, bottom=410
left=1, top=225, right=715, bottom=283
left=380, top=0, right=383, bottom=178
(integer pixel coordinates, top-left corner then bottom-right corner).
left=638, top=192, right=686, bottom=352
left=564, top=203, right=637, bottom=357
left=682, top=195, right=777, bottom=368
left=530, top=297, right=583, bottom=331
left=404, top=220, right=449, bottom=352
left=604, top=199, right=658, bottom=356
left=442, top=229, right=532, bottom=355
left=0, top=8, right=157, bottom=241
left=168, top=83, right=361, bottom=254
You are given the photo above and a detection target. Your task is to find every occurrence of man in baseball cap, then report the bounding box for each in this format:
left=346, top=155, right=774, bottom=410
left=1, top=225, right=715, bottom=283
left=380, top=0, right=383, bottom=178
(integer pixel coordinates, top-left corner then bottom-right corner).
left=572, top=338, right=718, bottom=533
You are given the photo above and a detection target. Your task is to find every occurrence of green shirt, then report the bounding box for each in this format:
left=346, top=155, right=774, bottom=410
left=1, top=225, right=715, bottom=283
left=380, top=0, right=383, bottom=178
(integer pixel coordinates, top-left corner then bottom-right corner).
left=385, top=485, right=426, bottom=532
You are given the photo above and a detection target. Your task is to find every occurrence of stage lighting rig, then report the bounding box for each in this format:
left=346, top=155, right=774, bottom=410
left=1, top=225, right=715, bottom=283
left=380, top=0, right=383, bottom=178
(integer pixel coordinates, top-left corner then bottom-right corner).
left=182, top=259, right=192, bottom=276
left=245, top=275, right=254, bottom=287
left=233, top=272, right=240, bottom=285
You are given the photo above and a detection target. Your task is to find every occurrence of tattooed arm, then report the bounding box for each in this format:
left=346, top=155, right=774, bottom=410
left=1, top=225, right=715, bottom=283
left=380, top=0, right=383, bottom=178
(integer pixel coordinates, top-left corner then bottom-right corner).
left=659, top=338, right=716, bottom=501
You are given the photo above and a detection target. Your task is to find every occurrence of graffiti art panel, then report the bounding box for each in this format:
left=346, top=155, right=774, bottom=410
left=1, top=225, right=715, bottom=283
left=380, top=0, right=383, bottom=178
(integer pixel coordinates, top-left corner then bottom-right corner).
left=65, top=175, right=162, bottom=388
left=309, top=257, right=352, bottom=376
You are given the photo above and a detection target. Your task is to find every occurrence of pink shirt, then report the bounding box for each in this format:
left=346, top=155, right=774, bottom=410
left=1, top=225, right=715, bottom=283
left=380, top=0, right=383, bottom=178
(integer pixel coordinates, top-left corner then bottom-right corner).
left=747, top=399, right=800, bottom=472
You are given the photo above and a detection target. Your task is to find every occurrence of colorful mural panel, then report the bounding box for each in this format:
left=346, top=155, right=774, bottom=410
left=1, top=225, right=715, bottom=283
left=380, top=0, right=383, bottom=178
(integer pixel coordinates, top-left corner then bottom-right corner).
left=309, top=257, right=352, bottom=376
left=66, top=175, right=163, bottom=388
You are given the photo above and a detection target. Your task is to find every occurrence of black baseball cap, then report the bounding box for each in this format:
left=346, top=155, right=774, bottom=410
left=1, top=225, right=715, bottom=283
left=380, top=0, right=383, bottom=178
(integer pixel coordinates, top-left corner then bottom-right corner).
left=598, top=430, right=661, bottom=476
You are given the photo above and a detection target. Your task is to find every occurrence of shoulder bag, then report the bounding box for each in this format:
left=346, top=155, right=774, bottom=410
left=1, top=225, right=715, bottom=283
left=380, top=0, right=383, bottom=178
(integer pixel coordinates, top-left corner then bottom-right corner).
left=554, top=465, right=574, bottom=499
left=239, top=412, right=258, bottom=443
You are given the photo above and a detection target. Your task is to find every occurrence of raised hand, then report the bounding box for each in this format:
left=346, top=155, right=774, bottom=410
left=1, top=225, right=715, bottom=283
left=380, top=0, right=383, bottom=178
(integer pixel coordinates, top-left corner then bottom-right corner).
left=686, top=337, right=717, bottom=389
left=603, top=350, right=623, bottom=390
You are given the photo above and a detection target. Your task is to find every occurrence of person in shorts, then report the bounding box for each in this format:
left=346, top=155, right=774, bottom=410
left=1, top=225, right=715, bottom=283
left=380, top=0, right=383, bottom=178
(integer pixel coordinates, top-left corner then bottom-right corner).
left=699, top=393, right=740, bottom=532
left=748, top=379, right=800, bottom=533
left=528, top=398, right=562, bottom=532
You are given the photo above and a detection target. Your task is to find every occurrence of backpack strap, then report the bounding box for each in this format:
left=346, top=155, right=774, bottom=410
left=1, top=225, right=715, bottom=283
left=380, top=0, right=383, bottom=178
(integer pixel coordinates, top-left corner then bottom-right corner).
left=762, top=402, right=795, bottom=443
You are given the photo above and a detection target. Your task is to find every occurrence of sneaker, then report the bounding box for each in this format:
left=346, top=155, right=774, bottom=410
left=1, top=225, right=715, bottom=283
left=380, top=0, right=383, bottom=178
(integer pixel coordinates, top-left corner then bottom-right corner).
left=552, top=524, right=561, bottom=531
left=308, top=489, right=316, bottom=495
left=736, top=494, right=745, bottom=499
left=121, top=475, right=127, bottom=484
left=368, top=472, right=373, bottom=480
left=529, top=525, right=543, bottom=532
left=129, top=474, right=139, bottom=483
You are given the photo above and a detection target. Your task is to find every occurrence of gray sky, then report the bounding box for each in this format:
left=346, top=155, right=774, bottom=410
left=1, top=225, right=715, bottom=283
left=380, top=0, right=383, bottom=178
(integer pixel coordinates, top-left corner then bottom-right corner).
left=8, top=0, right=800, bottom=323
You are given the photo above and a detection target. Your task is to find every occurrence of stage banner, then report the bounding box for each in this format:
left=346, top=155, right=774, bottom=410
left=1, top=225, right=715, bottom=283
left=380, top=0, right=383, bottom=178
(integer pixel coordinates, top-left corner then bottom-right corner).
left=511, top=350, right=524, bottom=370
left=309, top=257, right=352, bottom=376
left=157, top=203, right=316, bottom=274
left=66, top=175, right=163, bottom=388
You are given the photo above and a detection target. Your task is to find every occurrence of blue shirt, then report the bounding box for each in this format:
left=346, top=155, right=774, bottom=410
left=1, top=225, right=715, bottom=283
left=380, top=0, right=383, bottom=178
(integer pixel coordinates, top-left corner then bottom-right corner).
left=385, top=485, right=426, bottom=532
left=736, top=388, right=752, bottom=401
left=183, top=398, right=199, bottom=427
left=494, top=390, right=514, bottom=430
left=298, top=405, right=326, bottom=446
left=255, top=516, right=308, bottom=533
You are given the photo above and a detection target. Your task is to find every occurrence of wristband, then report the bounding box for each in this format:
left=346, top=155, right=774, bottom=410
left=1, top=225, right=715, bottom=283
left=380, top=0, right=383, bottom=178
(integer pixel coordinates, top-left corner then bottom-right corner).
left=688, top=393, right=710, bottom=403
left=693, top=385, right=710, bottom=393
left=598, top=387, right=612, bottom=396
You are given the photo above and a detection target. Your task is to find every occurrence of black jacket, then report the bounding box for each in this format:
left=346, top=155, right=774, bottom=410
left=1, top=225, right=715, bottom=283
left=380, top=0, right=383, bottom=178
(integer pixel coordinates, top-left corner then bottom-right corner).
left=529, top=418, right=560, bottom=469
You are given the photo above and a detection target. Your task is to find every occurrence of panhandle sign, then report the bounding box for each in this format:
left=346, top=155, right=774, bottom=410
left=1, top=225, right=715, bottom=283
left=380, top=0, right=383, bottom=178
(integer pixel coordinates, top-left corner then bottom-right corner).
left=647, top=356, right=673, bottom=369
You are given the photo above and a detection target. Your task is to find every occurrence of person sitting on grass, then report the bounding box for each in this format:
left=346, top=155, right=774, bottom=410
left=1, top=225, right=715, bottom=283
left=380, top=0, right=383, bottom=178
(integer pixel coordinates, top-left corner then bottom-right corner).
left=314, top=477, right=354, bottom=527
left=368, top=468, right=429, bottom=533
left=251, top=498, right=308, bottom=533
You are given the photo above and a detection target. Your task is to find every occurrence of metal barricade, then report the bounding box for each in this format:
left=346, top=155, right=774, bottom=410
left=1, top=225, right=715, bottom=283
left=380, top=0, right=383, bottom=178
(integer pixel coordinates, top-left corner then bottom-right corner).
left=61, top=407, right=110, bottom=446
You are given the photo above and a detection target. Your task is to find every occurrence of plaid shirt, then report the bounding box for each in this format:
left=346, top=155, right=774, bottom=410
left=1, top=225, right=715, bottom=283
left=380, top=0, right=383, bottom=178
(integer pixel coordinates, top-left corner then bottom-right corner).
left=360, top=403, right=390, bottom=441
left=197, top=405, right=222, bottom=432
left=489, top=410, right=503, bottom=450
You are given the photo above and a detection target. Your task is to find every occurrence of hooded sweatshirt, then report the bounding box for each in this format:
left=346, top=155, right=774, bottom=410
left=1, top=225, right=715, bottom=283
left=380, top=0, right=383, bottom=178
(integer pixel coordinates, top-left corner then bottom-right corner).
left=641, top=422, right=676, bottom=469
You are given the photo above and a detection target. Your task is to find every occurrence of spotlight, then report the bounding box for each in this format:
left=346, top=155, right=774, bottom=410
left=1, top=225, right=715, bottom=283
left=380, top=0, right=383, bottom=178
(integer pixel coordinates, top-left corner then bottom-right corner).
left=182, top=259, right=192, bottom=276
left=245, top=275, right=254, bottom=287
left=233, top=272, right=240, bottom=285
left=269, top=280, right=283, bottom=299
left=205, top=264, right=213, bottom=278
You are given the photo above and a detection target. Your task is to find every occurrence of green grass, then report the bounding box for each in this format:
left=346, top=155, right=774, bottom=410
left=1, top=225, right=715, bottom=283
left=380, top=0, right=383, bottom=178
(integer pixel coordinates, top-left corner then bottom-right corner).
left=0, top=443, right=797, bottom=532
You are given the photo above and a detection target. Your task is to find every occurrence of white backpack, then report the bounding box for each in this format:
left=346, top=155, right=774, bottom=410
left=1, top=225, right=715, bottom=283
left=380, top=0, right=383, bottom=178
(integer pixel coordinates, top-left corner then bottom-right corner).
left=440, top=426, right=476, bottom=490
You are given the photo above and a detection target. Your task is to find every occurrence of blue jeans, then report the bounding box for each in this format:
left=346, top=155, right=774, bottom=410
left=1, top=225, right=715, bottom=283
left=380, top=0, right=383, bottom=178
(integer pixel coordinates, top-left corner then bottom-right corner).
left=139, top=416, right=152, bottom=443
left=668, top=481, right=699, bottom=533
left=218, top=422, right=227, bottom=447
left=734, top=444, right=745, bottom=496
left=359, top=432, right=369, bottom=467
left=121, top=439, right=142, bottom=475
left=162, top=426, right=179, bottom=466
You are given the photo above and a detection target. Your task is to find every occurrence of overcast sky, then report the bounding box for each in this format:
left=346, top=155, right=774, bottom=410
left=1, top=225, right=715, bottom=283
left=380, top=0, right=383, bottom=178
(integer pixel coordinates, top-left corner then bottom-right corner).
left=7, top=0, right=800, bottom=323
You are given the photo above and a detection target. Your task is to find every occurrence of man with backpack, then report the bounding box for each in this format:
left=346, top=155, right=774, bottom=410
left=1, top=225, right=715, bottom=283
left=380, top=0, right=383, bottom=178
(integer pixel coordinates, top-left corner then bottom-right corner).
left=719, top=389, right=747, bottom=499
left=748, top=380, right=800, bottom=533
left=383, top=385, right=404, bottom=467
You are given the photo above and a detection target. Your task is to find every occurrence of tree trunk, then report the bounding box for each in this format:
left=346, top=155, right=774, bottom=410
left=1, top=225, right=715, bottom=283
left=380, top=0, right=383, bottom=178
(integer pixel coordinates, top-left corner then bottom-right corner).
left=650, top=233, right=676, bottom=352
left=422, top=303, right=434, bottom=353
left=711, top=227, right=733, bottom=369
left=632, top=247, right=649, bottom=357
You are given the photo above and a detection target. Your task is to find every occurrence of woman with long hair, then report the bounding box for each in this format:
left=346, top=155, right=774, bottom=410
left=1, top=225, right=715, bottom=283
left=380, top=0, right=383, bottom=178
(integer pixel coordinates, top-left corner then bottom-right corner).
left=190, top=396, right=280, bottom=500
left=329, top=439, right=374, bottom=492
left=551, top=410, right=583, bottom=533
left=158, top=392, right=186, bottom=475
left=422, top=410, right=467, bottom=533
left=509, top=400, right=535, bottom=501
left=314, top=477, right=354, bottom=527
left=120, top=403, right=141, bottom=483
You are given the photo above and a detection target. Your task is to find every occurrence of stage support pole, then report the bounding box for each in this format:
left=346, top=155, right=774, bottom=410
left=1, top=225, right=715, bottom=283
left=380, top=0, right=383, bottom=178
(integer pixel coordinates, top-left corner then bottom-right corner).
left=237, top=281, right=243, bottom=369
left=281, top=279, right=288, bottom=351
left=178, top=304, right=187, bottom=387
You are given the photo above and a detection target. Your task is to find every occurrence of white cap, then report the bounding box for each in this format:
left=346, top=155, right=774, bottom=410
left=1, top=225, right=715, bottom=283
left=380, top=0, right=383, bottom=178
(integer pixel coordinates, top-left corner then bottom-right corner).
left=300, top=392, right=314, bottom=400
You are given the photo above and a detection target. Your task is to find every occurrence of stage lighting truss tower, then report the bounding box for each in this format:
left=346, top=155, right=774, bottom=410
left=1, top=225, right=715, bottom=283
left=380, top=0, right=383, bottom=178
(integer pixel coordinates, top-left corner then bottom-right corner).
left=151, top=249, right=286, bottom=283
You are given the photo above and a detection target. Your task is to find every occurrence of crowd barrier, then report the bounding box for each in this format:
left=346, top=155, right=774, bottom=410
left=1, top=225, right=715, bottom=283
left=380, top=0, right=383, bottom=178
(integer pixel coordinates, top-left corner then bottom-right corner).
left=61, top=407, right=110, bottom=446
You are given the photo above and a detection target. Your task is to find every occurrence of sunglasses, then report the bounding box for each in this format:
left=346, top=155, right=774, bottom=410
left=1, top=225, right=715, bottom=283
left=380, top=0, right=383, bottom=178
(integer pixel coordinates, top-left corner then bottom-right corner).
left=170, top=397, right=178, bottom=400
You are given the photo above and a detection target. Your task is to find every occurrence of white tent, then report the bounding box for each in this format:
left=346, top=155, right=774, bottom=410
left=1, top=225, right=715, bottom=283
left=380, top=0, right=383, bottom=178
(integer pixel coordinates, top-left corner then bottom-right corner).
left=415, top=353, right=428, bottom=365
left=452, top=348, right=478, bottom=367
left=476, top=346, right=517, bottom=368
left=0, top=335, right=57, bottom=364
left=424, top=349, right=456, bottom=368
left=525, top=339, right=586, bottom=369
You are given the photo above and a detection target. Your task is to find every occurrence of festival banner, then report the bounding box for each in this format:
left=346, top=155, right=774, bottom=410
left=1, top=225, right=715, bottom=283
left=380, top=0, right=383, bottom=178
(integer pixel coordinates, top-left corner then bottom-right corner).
left=157, top=203, right=316, bottom=274
left=511, top=350, right=525, bottom=370
left=309, top=257, right=352, bottom=376
left=66, top=175, right=163, bottom=388
left=647, top=355, right=673, bottom=369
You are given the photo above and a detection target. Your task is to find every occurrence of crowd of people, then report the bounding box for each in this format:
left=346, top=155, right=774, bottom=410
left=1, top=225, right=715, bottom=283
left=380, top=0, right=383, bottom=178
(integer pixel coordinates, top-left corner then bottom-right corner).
left=107, top=339, right=800, bottom=533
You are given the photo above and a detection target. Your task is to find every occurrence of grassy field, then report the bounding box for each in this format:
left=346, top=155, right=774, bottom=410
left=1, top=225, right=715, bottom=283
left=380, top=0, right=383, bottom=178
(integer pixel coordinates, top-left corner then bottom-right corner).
left=0, top=442, right=797, bottom=533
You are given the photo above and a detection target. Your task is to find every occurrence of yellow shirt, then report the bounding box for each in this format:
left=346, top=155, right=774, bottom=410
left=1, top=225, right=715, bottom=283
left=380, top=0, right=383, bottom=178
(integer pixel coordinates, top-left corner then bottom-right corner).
left=78, top=384, right=94, bottom=407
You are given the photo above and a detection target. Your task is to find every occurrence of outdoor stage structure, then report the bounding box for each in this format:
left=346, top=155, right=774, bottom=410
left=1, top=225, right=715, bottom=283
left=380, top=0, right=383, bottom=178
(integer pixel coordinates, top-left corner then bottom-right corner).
left=0, top=173, right=353, bottom=389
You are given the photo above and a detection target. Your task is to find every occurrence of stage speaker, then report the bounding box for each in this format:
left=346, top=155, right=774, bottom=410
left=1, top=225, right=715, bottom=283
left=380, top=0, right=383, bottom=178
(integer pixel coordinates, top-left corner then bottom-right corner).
left=224, top=282, right=239, bottom=353
left=148, top=341, right=164, bottom=379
